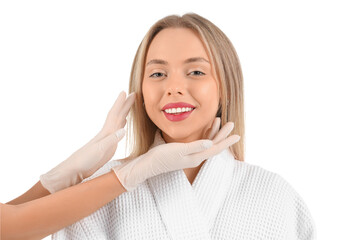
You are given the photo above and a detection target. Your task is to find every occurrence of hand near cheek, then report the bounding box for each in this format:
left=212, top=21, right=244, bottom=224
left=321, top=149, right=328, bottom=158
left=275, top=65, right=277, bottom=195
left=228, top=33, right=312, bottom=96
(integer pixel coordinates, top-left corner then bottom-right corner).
left=87, top=91, right=136, bottom=144
left=40, top=91, right=136, bottom=194
left=85, top=91, right=136, bottom=163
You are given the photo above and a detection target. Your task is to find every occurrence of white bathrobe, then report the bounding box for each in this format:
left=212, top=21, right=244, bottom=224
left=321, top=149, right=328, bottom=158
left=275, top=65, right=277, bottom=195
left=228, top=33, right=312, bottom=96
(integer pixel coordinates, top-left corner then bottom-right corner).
left=52, top=130, right=316, bottom=239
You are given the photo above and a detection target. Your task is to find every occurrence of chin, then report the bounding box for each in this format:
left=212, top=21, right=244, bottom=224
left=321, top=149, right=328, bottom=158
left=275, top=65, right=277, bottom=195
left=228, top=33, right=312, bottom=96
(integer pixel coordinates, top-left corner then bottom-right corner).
left=161, top=127, right=200, bottom=142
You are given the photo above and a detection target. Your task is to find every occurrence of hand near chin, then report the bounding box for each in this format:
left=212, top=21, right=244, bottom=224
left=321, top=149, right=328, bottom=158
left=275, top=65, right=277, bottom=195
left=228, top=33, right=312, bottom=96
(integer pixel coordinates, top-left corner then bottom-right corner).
left=204, top=117, right=222, bottom=140
left=204, top=117, right=239, bottom=144
left=197, top=116, right=239, bottom=159
left=111, top=116, right=240, bottom=192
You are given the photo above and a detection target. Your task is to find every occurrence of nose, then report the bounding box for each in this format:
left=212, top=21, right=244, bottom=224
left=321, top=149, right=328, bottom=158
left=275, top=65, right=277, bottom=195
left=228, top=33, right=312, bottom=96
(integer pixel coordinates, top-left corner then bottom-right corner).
left=166, top=87, right=183, bottom=96
left=165, top=74, right=186, bottom=96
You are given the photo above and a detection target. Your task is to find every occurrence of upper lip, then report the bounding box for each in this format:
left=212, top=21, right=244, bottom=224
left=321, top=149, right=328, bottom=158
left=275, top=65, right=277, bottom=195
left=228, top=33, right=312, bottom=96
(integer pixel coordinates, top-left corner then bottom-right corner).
left=161, top=102, right=196, bottom=111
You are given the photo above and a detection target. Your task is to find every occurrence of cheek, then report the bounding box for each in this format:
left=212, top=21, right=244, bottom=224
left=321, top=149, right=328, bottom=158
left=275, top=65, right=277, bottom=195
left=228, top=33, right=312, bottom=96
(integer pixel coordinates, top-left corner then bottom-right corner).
left=142, top=80, right=161, bottom=112
left=142, top=79, right=149, bottom=99
left=194, top=80, right=219, bottom=108
left=142, top=80, right=154, bottom=103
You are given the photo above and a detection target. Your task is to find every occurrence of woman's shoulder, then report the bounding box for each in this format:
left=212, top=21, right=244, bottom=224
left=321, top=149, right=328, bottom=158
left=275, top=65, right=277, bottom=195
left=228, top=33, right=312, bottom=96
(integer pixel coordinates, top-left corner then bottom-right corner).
left=231, top=160, right=317, bottom=239
left=232, top=160, right=284, bottom=185
left=232, top=160, right=308, bottom=204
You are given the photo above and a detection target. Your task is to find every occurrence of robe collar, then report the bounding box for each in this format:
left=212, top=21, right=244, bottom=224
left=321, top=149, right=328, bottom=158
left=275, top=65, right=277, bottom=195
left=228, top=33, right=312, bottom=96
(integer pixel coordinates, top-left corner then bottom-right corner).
left=147, top=129, right=235, bottom=239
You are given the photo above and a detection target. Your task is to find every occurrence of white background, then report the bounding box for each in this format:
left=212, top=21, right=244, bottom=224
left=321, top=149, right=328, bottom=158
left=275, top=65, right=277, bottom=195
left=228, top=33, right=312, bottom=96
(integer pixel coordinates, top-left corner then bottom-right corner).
left=1, top=0, right=359, bottom=239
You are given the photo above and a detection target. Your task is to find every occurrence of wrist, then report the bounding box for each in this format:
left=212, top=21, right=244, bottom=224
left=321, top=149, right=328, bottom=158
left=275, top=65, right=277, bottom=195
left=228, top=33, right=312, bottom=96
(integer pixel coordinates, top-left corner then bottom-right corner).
left=109, top=170, right=128, bottom=193
left=111, top=157, right=144, bottom=192
left=40, top=167, right=80, bottom=193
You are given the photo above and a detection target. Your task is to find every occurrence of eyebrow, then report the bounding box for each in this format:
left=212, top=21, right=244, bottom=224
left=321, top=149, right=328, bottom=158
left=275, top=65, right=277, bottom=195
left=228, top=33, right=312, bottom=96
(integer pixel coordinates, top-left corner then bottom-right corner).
left=146, top=57, right=210, bottom=67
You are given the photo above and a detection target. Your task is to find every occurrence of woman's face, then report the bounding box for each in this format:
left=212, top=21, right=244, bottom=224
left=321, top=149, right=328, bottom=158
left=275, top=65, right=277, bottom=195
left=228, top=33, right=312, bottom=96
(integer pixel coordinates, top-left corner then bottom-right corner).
left=142, top=27, right=220, bottom=143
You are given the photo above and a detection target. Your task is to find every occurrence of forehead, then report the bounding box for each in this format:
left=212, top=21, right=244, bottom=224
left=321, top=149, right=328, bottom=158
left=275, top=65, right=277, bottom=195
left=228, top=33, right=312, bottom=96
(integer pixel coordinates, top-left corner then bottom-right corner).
left=145, top=28, right=210, bottom=63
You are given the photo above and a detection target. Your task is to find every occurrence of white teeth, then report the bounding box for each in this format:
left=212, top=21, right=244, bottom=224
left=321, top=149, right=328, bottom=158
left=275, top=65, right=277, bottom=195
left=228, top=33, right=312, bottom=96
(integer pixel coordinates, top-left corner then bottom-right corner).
left=164, top=107, right=194, bottom=114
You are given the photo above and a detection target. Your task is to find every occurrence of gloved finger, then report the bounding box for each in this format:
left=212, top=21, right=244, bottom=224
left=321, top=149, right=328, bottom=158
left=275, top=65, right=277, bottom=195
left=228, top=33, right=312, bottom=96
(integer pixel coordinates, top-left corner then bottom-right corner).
left=114, top=92, right=136, bottom=130
left=107, top=91, right=135, bottom=119
left=182, top=139, right=213, bottom=155
left=98, top=128, right=126, bottom=154
left=212, top=122, right=234, bottom=144
left=207, top=117, right=221, bottom=140
left=188, top=134, right=240, bottom=165
left=102, top=92, right=136, bottom=131
left=117, top=92, right=136, bottom=120
left=108, top=91, right=127, bottom=117
left=203, top=117, right=217, bottom=139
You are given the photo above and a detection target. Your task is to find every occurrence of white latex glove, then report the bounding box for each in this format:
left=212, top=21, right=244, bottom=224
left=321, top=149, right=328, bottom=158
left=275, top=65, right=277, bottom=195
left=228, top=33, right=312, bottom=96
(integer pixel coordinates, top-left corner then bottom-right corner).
left=40, top=91, right=136, bottom=193
left=112, top=119, right=239, bottom=192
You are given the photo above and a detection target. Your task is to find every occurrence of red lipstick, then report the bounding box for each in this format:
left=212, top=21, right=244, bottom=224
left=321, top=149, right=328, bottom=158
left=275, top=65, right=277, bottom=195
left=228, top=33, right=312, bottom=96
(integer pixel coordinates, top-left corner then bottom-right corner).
left=161, top=102, right=195, bottom=111
left=161, top=102, right=196, bottom=122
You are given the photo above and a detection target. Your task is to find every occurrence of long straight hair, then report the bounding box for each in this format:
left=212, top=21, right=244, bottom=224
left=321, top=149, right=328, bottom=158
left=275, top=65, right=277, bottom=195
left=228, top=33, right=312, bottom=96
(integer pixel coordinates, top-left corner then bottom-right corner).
left=123, top=13, right=245, bottom=162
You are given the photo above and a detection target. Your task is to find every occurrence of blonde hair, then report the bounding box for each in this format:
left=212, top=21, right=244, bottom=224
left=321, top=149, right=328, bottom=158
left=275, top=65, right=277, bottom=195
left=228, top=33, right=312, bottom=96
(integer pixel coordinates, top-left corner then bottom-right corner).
left=124, top=13, right=245, bottom=162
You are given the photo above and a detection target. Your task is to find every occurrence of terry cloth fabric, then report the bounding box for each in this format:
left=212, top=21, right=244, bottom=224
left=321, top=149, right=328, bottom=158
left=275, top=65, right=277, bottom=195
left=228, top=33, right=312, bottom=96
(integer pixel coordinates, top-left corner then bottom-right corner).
left=51, top=129, right=316, bottom=239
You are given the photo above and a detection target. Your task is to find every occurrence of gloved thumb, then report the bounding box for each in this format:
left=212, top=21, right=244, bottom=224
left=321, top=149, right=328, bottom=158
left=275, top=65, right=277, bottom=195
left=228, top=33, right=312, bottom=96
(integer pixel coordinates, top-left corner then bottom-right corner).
left=184, top=139, right=213, bottom=155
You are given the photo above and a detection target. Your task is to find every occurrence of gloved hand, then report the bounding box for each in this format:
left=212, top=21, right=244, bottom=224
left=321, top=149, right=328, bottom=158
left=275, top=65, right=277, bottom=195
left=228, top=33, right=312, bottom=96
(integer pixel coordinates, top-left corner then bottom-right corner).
left=40, top=91, right=136, bottom=193
left=112, top=119, right=239, bottom=192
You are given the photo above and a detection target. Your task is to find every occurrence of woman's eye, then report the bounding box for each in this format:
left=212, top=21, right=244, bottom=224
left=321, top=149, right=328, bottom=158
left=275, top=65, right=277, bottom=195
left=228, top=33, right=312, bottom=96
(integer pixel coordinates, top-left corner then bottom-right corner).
left=149, top=72, right=166, bottom=78
left=189, top=71, right=205, bottom=76
left=149, top=71, right=205, bottom=78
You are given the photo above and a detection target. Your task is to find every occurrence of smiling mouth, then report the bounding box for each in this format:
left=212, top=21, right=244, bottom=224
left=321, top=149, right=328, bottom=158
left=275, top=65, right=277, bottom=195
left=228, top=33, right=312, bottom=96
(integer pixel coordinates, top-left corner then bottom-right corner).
left=162, top=108, right=196, bottom=122
left=162, top=107, right=196, bottom=115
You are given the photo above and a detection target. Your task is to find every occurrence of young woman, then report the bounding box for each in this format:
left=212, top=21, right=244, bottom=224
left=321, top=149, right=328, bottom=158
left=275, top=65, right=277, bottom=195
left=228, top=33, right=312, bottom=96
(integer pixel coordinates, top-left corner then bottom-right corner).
left=52, top=13, right=316, bottom=239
